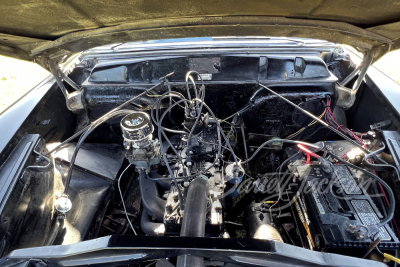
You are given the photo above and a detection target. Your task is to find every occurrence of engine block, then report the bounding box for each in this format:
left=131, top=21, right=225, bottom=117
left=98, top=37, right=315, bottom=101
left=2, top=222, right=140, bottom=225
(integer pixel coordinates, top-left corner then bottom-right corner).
left=163, top=117, right=225, bottom=235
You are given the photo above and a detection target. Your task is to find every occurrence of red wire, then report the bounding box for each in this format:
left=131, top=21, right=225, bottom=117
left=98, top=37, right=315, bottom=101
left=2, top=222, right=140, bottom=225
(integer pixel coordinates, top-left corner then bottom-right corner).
left=306, top=153, right=311, bottom=164
left=340, top=148, right=354, bottom=158
left=324, top=130, right=331, bottom=141
left=369, top=159, right=400, bottom=238
left=297, top=144, right=320, bottom=159
left=378, top=181, right=400, bottom=238
left=326, top=98, right=363, bottom=144
left=337, top=125, right=345, bottom=131
left=349, top=130, right=361, bottom=142
left=328, top=98, right=395, bottom=235
left=327, top=99, right=337, bottom=121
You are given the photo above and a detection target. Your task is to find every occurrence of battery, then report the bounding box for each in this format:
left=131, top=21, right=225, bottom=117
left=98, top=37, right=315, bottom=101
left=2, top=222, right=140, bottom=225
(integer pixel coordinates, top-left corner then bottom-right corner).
left=291, top=162, right=400, bottom=252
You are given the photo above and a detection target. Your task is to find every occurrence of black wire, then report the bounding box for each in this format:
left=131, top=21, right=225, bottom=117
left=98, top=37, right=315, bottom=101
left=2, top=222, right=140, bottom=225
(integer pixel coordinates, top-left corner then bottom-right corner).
left=192, top=99, right=238, bottom=164
left=155, top=95, right=223, bottom=208
left=364, top=143, right=400, bottom=178
left=220, top=104, right=252, bottom=123
left=256, top=83, right=372, bottom=154
left=152, top=92, right=214, bottom=171
left=242, top=139, right=321, bottom=164
left=64, top=109, right=134, bottom=194
left=187, top=82, right=205, bottom=145
left=158, top=99, right=222, bottom=178
left=165, top=79, right=178, bottom=128
left=185, top=70, right=204, bottom=103
left=269, top=153, right=300, bottom=217
left=156, top=98, right=223, bottom=180
left=157, top=98, right=188, bottom=211
left=154, top=95, right=222, bottom=208
left=151, top=91, right=188, bottom=135
left=152, top=93, right=189, bottom=167
left=117, top=164, right=137, bottom=235
left=46, top=81, right=164, bottom=156
left=324, top=104, right=360, bottom=142
left=184, top=73, right=196, bottom=100
left=157, top=97, right=232, bottom=168
left=327, top=152, right=395, bottom=229
left=301, top=126, right=324, bottom=141
left=153, top=91, right=186, bottom=125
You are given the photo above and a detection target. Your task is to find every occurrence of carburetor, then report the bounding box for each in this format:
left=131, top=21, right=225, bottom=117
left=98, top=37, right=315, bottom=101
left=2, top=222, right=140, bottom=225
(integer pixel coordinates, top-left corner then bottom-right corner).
left=120, top=111, right=161, bottom=172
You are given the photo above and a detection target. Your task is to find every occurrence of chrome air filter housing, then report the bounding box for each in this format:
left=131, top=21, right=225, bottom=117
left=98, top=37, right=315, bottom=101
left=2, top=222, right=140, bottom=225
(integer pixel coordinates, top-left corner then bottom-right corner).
left=121, top=112, right=153, bottom=148
left=121, top=111, right=160, bottom=172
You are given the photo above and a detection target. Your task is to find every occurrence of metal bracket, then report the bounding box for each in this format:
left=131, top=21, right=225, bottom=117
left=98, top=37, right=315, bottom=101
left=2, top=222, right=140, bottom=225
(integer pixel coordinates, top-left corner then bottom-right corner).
left=49, top=60, right=85, bottom=112
left=335, top=84, right=357, bottom=109
left=67, top=90, right=86, bottom=111
left=59, top=71, right=81, bottom=91
left=336, top=51, right=374, bottom=110
left=21, top=141, right=52, bottom=178
left=370, top=119, right=392, bottom=130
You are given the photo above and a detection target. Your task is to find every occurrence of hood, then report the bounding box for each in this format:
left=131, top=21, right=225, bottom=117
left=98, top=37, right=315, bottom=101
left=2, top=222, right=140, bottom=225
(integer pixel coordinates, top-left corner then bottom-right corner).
left=1, top=1, right=400, bottom=62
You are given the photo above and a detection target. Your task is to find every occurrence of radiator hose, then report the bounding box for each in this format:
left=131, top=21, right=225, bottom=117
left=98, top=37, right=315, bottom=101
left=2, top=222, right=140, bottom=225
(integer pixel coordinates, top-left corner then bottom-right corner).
left=140, top=208, right=165, bottom=236
left=177, top=178, right=209, bottom=267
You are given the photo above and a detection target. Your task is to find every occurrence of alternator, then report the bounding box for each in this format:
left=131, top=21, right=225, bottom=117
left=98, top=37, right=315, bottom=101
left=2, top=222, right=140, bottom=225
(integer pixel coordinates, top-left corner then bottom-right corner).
left=120, top=112, right=161, bottom=172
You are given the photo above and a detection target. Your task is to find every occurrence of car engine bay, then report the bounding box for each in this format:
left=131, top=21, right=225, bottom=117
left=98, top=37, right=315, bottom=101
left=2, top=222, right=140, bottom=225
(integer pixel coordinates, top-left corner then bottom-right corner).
left=1, top=45, right=400, bottom=266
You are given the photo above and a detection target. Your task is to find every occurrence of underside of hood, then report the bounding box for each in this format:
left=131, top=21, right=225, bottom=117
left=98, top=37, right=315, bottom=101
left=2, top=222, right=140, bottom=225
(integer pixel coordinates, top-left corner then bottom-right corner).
left=2, top=0, right=400, bottom=62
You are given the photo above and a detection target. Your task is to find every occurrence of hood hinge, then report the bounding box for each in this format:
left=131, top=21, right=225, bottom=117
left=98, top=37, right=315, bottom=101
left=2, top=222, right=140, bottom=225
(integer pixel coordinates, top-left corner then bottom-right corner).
left=335, top=50, right=374, bottom=110
left=47, top=59, right=86, bottom=113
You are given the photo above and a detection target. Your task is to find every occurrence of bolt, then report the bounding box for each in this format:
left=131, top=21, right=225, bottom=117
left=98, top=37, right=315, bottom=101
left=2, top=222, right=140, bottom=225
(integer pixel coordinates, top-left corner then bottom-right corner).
left=36, top=156, right=43, bottom=163
left=338, top=147, right=344, bottom=152
left=166, top=204, right=173, bottom=213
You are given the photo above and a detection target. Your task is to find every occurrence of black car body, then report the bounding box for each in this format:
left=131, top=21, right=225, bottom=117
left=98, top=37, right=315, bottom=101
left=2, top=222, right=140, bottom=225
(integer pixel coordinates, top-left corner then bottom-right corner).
left=1, top=2, right=400, bottom=267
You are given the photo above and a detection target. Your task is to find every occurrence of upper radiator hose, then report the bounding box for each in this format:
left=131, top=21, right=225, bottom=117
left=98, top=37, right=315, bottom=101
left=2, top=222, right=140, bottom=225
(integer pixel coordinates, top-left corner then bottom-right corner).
left=177, top=178, right=209, bottom=267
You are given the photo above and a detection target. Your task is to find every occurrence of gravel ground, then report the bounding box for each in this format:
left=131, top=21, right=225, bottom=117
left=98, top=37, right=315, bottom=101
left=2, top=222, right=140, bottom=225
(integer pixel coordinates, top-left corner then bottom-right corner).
left=0, top=50, right=399, bottom=114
